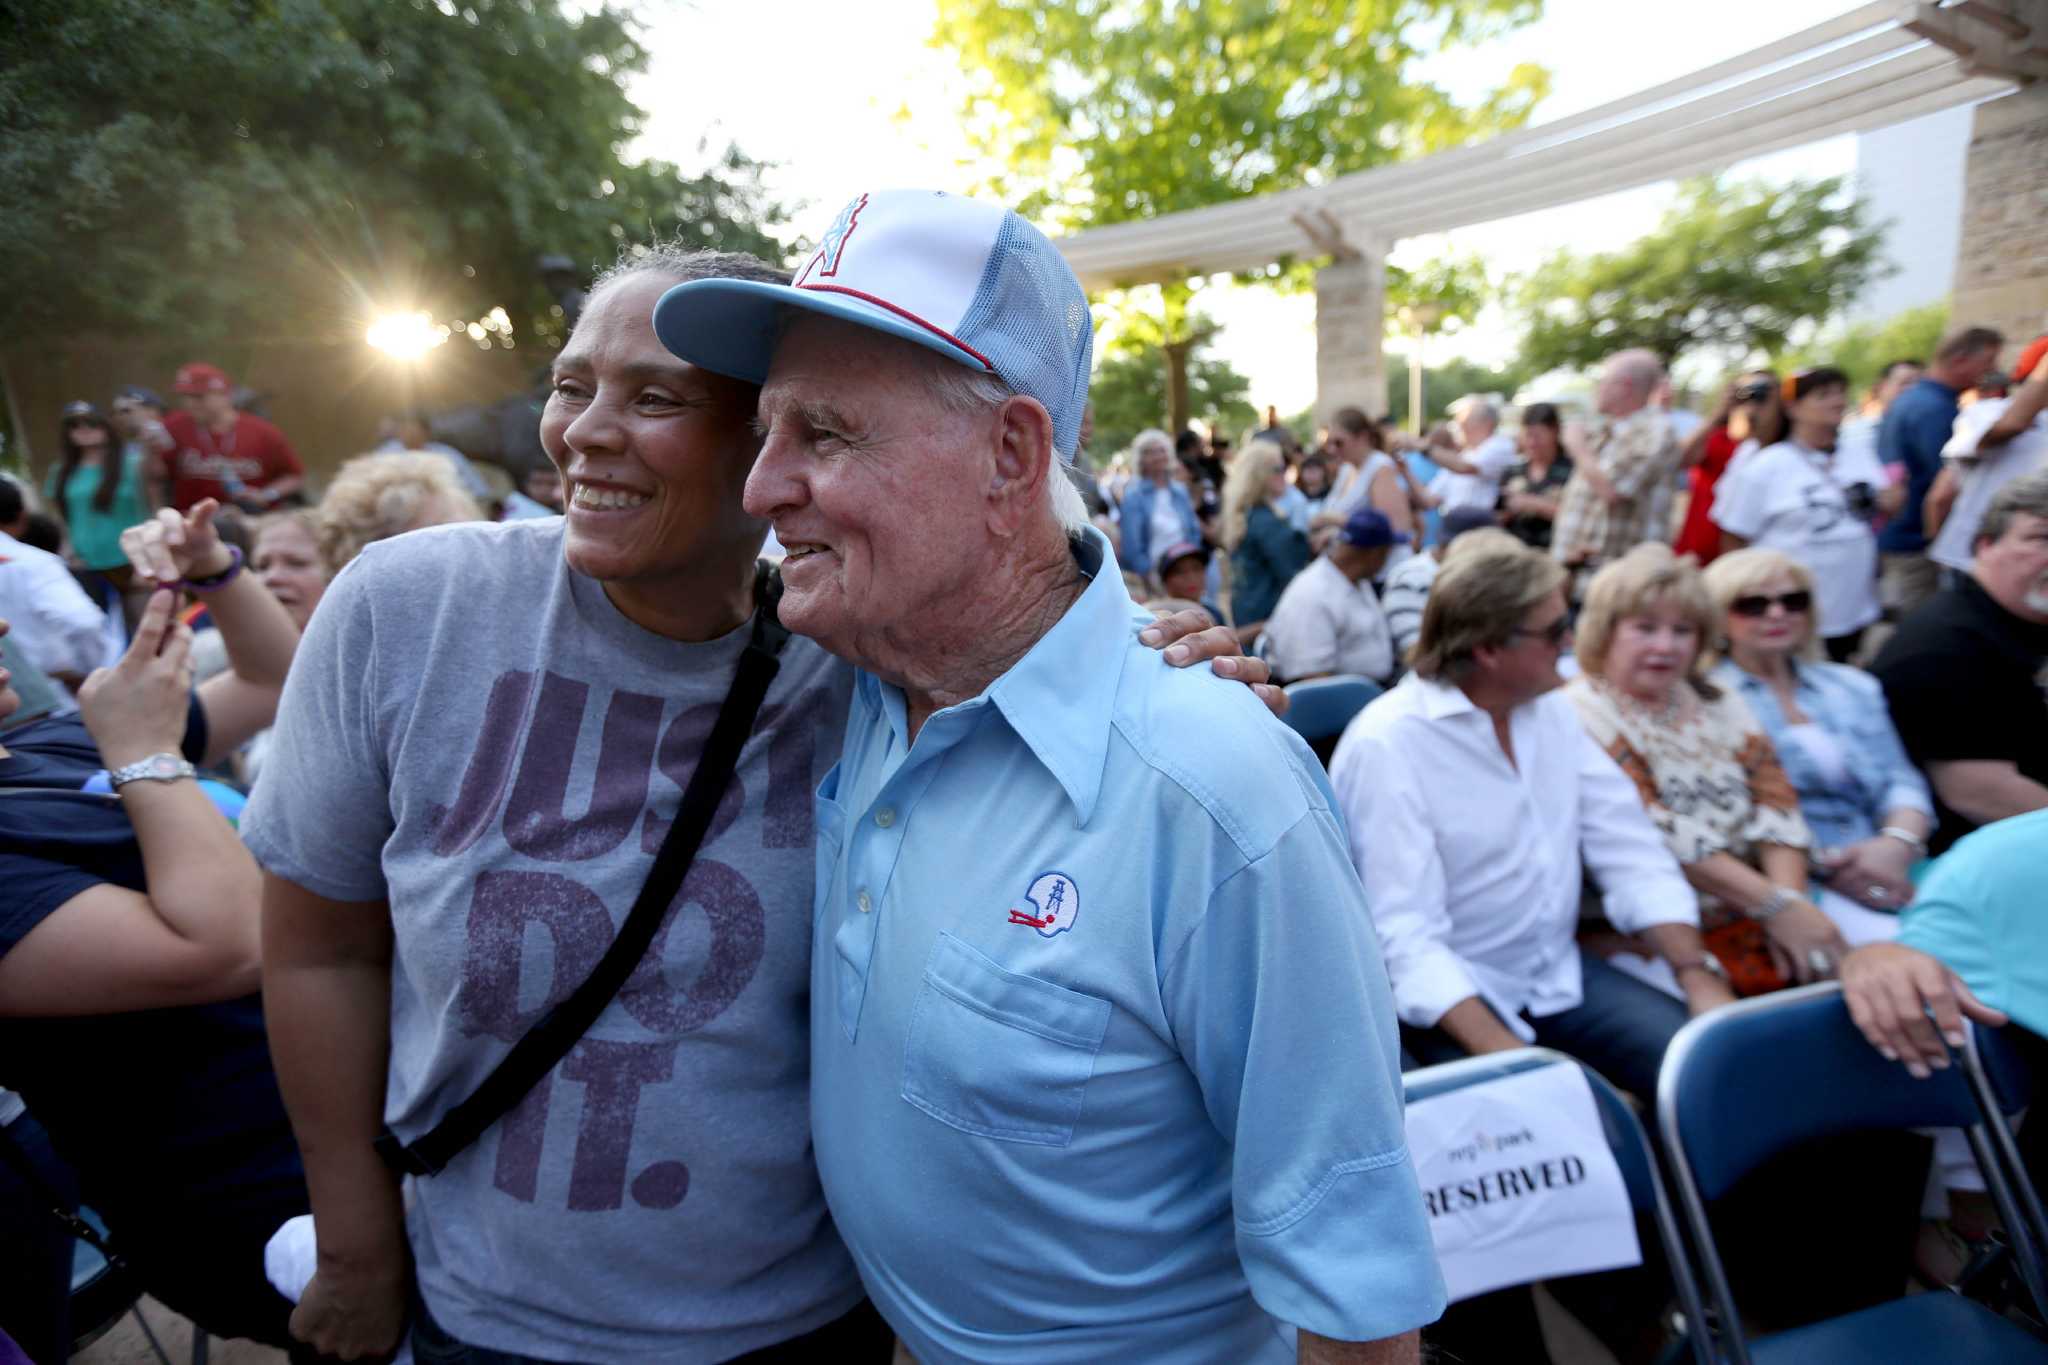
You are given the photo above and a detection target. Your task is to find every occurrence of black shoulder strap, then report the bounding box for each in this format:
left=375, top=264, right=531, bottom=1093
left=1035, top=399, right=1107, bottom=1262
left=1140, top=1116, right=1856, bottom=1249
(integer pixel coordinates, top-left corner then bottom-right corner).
left=0, top=1118, right=115, bottom=1257
left=378, top=564, right=791, bottom=1177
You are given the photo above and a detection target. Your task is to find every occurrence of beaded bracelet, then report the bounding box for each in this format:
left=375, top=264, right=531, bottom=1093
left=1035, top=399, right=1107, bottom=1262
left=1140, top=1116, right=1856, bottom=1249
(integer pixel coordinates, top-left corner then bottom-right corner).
left=179, top=543, right=245, bottom=593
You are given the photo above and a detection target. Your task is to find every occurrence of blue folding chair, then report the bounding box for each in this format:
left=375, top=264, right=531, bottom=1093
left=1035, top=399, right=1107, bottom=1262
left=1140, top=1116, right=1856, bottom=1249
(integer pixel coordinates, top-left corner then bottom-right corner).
left=1281, top=675, right=1381, bottom=744
left=1658, top=982, right=2048, bottom=1363
left=1405, top=1047, right=1713, bottom=1365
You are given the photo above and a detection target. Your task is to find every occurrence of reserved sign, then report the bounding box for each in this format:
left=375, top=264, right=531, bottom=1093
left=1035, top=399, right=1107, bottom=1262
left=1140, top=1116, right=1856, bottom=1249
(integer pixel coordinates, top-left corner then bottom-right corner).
left=1404, top=1064, right=1642, bottom=1301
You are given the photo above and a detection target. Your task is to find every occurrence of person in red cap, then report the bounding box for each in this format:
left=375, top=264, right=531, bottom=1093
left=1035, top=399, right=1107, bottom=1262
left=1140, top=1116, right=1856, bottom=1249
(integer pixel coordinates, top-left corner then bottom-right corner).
left=159, top=363, right=306, bottom=514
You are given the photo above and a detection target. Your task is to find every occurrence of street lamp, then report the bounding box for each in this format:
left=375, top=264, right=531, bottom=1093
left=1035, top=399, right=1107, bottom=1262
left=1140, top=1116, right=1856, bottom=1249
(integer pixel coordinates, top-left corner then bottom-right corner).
left=1395, top=302, right=1443, bottom=436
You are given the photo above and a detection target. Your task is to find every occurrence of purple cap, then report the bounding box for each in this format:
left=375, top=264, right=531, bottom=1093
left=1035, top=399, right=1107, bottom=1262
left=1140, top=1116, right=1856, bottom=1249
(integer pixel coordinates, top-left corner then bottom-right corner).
left=1154, top=539, right=1210, bottom=575
left=1338, top=507, right=1409, bottom=550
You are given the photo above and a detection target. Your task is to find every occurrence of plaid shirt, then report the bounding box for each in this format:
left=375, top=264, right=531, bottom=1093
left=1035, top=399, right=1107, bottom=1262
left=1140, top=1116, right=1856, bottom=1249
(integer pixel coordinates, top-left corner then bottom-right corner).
left=1550, top=407, right=1681, bottom=569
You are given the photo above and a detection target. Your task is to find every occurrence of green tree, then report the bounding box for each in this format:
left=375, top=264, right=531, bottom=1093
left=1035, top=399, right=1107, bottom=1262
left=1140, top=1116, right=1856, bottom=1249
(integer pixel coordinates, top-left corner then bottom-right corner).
left=1088, top=330, right=1257, bottom=464
left=932, top=0, right=1550, bottom=431
left=0, top=0, right=788, bottom=353
left=1386, top=253, right=1490, bottom=336
left=1770, top=300, right=1950, bottom=397
left=1383, top=351, right=1531, bottom=429
left=1515, top=175, right=1888, bottom=374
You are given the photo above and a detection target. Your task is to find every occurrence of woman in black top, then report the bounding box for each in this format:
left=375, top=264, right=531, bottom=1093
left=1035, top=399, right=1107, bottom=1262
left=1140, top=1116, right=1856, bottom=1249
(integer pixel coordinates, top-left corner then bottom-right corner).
left=1500, top=402, right=1574, bottom=550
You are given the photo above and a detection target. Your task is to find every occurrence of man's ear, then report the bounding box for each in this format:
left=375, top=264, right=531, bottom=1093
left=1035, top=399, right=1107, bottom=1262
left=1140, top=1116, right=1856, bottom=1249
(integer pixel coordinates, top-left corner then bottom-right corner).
left=987, top=396, right=1056, bottom=536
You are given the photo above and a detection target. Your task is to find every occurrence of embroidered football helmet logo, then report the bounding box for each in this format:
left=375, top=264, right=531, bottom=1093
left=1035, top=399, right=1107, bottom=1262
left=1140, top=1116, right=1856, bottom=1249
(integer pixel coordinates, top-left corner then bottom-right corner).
left=795, top=192, right=869, bottom=285
left=1006, top=871, right=1080, bottom=939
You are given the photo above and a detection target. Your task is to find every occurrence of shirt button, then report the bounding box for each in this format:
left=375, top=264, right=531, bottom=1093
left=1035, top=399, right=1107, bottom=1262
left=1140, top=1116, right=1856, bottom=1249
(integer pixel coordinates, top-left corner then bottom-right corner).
left=874, top=808, right=896, bottom=829
left=857, top=890, right=873, bottom=914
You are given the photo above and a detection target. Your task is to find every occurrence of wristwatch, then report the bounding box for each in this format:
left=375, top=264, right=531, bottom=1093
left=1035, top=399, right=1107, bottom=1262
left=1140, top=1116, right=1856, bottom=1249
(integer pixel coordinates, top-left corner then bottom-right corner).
left=108, top=752, right=198, bottom=789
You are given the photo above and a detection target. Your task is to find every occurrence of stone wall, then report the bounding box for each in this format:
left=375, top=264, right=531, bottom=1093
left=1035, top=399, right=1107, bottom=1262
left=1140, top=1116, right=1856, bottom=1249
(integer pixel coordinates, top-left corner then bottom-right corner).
left=1951, top=84, right=2048, bottom=361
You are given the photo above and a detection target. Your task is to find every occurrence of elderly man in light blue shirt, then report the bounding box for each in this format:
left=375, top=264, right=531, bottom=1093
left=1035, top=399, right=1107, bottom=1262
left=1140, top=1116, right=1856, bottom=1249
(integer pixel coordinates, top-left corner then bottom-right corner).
left=654, top=189, right=1443, bottom=1364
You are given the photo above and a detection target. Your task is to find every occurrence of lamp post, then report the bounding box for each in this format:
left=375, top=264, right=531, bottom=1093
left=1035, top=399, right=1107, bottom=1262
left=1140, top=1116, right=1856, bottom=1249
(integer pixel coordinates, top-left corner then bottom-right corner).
left=1395, top=302, right=1442, bottom=436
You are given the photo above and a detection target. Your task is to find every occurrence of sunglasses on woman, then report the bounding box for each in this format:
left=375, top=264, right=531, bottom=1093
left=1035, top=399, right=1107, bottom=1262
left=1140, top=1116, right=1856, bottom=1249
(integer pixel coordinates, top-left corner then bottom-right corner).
left=1729, top=590, right=1812, bottom=617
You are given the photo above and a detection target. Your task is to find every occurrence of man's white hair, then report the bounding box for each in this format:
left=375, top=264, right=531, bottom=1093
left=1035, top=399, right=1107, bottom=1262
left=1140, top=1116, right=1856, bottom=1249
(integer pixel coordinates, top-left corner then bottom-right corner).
left=1605, top=348, right=1664, bottom=396
left=921, top=362, right=1089, bottom=533
left=1132, top=427, right=1173, bottom=457
left=1452, top=396, right=1499, bottom=429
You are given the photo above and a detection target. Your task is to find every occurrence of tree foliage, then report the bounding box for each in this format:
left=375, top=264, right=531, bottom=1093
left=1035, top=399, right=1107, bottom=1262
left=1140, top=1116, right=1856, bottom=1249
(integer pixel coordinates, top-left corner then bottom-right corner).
left=1088, top=333, right=1256, bottom=465
left=933, top=0, right=1548, bottom=230
left=1386, top=252, right=1491, bottom=337
left=930, top=0, right=1550, bottom=430
left=0, top=0, right=789, bottom=348
left=1383, top=350, right=1531, bottom=430
left=1515, top=175, right=1888, bottom=375
left=1770, top=300, right=1950, bottom=398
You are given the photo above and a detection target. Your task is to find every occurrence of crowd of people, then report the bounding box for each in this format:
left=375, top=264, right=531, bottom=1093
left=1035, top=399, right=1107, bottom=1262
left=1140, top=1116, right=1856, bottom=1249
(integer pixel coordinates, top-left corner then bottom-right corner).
left=0, top=179, right=2043, bottom=1365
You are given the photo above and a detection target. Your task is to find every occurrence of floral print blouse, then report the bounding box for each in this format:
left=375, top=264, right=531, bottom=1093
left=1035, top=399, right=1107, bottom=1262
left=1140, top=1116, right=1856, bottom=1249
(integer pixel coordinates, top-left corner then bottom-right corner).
left=1565, top=677, right=1812, bottom=920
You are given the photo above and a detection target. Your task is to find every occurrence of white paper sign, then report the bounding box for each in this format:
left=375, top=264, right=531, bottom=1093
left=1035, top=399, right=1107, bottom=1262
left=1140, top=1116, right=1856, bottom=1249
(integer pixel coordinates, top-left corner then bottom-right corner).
left=1404, top=1064, right=1642, bottom=1302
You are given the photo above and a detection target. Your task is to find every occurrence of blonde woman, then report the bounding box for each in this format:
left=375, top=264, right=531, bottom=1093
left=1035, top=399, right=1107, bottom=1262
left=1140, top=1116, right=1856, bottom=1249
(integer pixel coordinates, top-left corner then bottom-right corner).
left=314, top=450, right=485, bottom=570
left=1704, top=548, right=1933, bottom=914
left=1564, top=543, right=1849, bottom=994
left=1217, top=438, right=1307, bottom=628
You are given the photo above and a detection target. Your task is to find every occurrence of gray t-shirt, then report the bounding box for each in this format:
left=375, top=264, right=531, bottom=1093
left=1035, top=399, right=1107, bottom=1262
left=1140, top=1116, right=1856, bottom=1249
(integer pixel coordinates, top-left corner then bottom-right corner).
left=241, top=518, right=861, bottom=1361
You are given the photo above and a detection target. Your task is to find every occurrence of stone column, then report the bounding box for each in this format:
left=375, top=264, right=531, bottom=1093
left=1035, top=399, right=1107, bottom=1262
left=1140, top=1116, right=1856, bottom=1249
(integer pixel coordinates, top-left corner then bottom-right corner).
left=1951, top=84, right=2048, bottom=361
left=1314, top=247, right=1388, bottom=434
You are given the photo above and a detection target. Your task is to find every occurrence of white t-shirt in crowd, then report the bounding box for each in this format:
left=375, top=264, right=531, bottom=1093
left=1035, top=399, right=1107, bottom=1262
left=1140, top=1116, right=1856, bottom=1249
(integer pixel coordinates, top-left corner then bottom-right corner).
left=1261, top=556, right=1394, bottom=684
left=1147, top=486, right=1185, bottom=560
left=1426, top=433, right=1516, bottom=517
left=1929, top=397, right=2048, bottom=572
left=1324, top=452, right=1393, bottom=522
left=0, top=529, right=110, bottom=699
left=1710, top=440, right=1881, bottom=638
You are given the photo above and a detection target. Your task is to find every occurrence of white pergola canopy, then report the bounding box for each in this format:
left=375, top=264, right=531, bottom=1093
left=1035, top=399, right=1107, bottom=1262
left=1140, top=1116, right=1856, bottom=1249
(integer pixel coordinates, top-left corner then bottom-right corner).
left=1055, top=1, right=2039, bottom=290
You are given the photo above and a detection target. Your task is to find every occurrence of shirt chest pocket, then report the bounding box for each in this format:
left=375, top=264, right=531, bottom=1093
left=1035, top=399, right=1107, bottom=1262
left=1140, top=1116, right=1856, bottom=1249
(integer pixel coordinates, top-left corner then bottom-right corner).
left=901, top=932, right=1111, bottom=1148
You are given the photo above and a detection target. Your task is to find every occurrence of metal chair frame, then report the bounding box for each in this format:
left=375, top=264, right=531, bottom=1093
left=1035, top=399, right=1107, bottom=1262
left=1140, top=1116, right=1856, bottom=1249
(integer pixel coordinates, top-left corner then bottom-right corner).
left=1404, top=1046, right=1714, bottom=1365
left=1657, top=981, right=2048, bottom=1365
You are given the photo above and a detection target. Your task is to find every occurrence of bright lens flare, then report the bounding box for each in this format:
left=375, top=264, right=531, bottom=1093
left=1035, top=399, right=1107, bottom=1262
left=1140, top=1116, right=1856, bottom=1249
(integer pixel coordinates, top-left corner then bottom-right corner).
left=365, top=311, right=449, bottom=360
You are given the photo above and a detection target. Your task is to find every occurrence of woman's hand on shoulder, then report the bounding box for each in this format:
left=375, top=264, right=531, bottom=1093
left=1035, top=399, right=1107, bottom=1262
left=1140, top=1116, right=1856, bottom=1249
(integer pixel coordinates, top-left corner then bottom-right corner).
left=1140, top=608, right=1286, bottom=718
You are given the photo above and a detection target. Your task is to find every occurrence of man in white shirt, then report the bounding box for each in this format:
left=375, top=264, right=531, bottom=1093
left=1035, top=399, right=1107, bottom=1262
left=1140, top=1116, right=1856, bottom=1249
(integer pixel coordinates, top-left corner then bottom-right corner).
left=1262, top=507, right=1401, bottom=684
left=0, top=480, right=108, bottom=698
left=1424, top=397, right=1517, bottom=518
left=1329, top=542, right=1733, bottom=1103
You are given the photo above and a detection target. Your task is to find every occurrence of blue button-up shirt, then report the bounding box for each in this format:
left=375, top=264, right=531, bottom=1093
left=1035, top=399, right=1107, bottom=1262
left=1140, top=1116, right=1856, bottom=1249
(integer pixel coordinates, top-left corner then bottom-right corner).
left=1877, top=378, right=1961, bottom=553
left=810, top=528, right=1444, bottom=1364
left=1710, top=658, right=1934, bottom=851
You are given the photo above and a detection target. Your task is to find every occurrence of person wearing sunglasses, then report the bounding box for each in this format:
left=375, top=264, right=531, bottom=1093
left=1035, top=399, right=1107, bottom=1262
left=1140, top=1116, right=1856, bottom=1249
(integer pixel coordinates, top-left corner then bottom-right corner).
left=1566, top=544, right=1851, bottom=997
left=1708, top=367, right=1884, bottom=662
left=1333, top=540, right=1724, bottom=1365
left=1704, top=548, right=1933, bottom=923
left=46, top=401, right=158, bottom=576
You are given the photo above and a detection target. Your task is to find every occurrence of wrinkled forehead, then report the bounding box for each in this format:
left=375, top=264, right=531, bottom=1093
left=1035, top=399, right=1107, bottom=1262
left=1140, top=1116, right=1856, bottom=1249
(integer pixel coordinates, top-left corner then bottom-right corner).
left=759, top=312, right=950, bottom=415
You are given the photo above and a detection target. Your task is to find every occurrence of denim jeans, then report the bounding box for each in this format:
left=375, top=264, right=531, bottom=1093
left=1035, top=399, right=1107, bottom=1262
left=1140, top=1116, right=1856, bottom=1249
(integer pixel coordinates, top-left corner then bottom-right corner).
left=1399, top=946, right=1690, bottom=1104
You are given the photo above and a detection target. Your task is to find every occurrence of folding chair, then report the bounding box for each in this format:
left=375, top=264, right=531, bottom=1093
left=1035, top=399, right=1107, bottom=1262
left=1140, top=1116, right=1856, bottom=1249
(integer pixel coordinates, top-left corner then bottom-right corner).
left=1658, top=982, right=2048, bottom=1363
left=1404, top=1047, right=1714, bottom=1365
left=1281, top=675, right=1381, bottom=744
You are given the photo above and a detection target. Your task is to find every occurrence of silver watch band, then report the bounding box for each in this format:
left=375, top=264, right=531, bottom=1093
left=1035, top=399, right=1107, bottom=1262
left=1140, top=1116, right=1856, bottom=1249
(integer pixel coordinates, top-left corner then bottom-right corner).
left=108, top=752, right=198, bottom=789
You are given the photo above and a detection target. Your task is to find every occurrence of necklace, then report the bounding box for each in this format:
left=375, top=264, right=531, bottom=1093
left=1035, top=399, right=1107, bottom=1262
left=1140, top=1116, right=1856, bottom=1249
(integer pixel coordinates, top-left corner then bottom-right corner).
left=1597, top=675, right=1686, bottom=729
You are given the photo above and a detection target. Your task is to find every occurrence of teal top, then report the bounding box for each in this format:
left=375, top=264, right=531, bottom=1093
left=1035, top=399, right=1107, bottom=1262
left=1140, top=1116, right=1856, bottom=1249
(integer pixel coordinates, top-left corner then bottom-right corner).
left=1898, top=809, right=2048, bottom=1038
left=45, top=445, right=151, bottom=570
